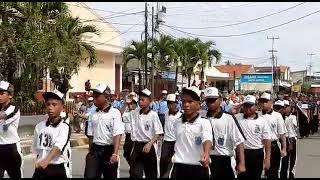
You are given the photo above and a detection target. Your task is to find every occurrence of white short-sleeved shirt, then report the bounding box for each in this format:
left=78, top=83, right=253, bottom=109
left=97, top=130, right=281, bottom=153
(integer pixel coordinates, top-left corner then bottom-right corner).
left=238, top=115, right=271, bottom=149
left=130, top=108, right=164, bottom=142
left=32, top=118, right=71, bottom=164
left=122, top=111, right=132, bottom=134
left=285, top=114, right=298, bottom=139
left=87, top=106, right=124, bottom=146
left=164, top=112, right=182, bottom=142
left=259, top=111, right=288, bottom=140
left=172, top=115, right=213, bottom=165
left=209, top=112, right=245, bottom=156
left=0, top=105, right=20, bottom=145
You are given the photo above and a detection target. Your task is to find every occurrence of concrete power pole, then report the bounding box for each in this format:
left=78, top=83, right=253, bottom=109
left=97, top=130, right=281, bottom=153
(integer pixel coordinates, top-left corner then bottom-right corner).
left=144, top=2, right=148, bottom=89
left=267, top=36, right=280, bottom=95
left=307, top=53, right=315, bottom=76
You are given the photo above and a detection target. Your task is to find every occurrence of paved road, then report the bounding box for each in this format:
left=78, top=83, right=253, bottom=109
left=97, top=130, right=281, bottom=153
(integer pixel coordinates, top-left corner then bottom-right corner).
left=7, top=132, right=320, bottom=178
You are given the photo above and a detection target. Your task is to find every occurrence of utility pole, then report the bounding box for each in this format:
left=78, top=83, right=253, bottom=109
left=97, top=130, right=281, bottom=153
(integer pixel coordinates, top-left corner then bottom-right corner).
left=307, top=53, right=315, bottom=76
left=144, top=2, right=148, bottom=89
left=267, top=36, right=280, bottom=95
left=151, top=5, right=155, bottom=99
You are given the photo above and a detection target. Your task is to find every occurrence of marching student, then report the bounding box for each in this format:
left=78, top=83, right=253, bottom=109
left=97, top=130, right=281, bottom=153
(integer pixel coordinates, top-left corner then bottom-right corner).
left=160, top=94, right=182, bottom=178
left=203, top=87, right=246, bottom=178
left=237, top=95, right=271, bottom=179
left=122, top=94, right=138, bottom=165
left=129, top=89, right=164, bottom=178
left=32, top=89, right=71, bottom=178
left=170, top=86, right=213, bottom=178
left=258, top=93, right=287, bottom=178
left=280, top=100, right=298, bottom=179
left=0, top=81, right=22, bottom=178
left=84, top=84, right=124, bottom=178
left=153, top=90, right=169, bottom=128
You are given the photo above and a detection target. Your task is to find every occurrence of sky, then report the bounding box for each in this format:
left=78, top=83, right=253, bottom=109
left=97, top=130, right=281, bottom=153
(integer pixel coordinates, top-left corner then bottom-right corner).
left=83, top=2, right=320, bottom=73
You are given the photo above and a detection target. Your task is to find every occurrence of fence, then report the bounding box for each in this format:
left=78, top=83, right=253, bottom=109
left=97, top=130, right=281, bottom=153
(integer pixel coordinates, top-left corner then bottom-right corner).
left=18, top=101, right=77, bottom=116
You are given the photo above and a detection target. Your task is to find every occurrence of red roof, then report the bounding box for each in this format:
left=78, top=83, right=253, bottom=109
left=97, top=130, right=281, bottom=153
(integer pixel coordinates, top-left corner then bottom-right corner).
left=214, top=65, right=254, bottom=79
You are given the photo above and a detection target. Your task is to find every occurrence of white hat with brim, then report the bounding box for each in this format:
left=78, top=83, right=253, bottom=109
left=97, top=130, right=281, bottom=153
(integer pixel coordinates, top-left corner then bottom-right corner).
left=182, top=86, right=201, bottom=101
left=166, top=94, right=177, bottom=102
left=139, top=88, right=152, bottom=97
left=274, top=100, right=285, bottom=107
left=0, top=81, right=14, bottom=93
left=91, top=84, right=111, bottom=95
left=43, top=89, right=65, bottom=102
left=260, top=92, right=272, bottom=101
left=204, top=87, right=220, bottom=99
left=243, top=95, right=256, bottom=105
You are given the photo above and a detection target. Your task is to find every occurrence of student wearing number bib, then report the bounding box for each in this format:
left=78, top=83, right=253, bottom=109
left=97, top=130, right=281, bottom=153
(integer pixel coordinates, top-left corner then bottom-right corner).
left=84, top=84, right=124, bottom=178
left=237, top=95, right=272, bottom=179
left=0, top=81, right=23, bottom=178
left=170, top=86, right=213, bottom=178
left=129, top=89, right=164, bottom=178
left=160, top=94, right=182, bottom=178
left=32, top=89, right=71, bottom=178
left=203, top=87, right=246, bottom=178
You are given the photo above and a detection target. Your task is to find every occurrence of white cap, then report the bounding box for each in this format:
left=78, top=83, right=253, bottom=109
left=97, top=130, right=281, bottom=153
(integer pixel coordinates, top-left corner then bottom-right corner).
left=0, top=81, right=14, bottom=92
left=283, top=100, right=290, bottom=106
left=111, top=90, right=115, bottom=95
left=260, top=92, right=272, bottom=101
left=274, top=100, right=285, bottom=107
left=91, top=83, right=111, bottom=94
left=43, top=89, right=64, bottom=101
left=162, top=90, right=168, bottom=94
left=182, top=86, right=201, bottom=101
left=129, top=92, right=137, bottom=96
left=139, top=88, right=152, bottom=97
left=243, top=95, right=256, bottom=105
left=166, top=94, right=177, bottom=102
left=88, top=97, right=94, bottom=101
left=204, top=87, right=220, bottom=98
left=175, top=91, right=180, bottom=96
left=132, top=96, right=138, bottom=103
left=301, top=104, right=309, bottom=109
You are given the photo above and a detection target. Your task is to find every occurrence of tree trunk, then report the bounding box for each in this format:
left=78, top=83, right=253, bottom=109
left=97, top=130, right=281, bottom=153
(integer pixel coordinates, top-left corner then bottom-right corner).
left=188, top=75, right=191, bottom=87
left=174, top=65, right=179, bottom=90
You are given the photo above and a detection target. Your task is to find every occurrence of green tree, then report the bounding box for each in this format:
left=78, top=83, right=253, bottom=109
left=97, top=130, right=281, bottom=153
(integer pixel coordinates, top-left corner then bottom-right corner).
left=0, top=2, right=98, bottom=104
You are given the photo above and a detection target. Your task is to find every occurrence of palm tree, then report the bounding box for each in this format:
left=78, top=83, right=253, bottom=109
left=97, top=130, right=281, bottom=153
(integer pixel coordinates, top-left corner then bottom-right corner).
left=153, top=34, right=175, bottom=73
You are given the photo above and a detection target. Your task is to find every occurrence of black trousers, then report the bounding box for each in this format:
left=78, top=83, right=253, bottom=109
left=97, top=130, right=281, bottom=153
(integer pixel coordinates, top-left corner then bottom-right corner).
left=298, top=112, right=310, bottom=138
left=158, top=113, right=166, bottom=128
left=311, top=115, right=319, bottom=134
left=33, top=164, right=67, bottom=179
left=84, top=144, right=118, bottom=178
left=160, top=140, right=175, bottom=178
left=123, top=133, right=133, bottom=164
left=210, top=155, right=235, bottom=179
left=0, top=143, right=22, bottom=178
left=265, top=141, right=281, bottom=178
left=173, top=163, right=210, bottom=178
left=238, top=148, right=264, bottom=179
left=129, top=141, right=158, bottom=178
left=280, top=138, right=297, bottom=179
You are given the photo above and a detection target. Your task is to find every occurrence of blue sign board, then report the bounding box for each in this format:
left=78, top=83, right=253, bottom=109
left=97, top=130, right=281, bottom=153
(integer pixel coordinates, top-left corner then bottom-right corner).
left=240, top=74, right=272, bottom=84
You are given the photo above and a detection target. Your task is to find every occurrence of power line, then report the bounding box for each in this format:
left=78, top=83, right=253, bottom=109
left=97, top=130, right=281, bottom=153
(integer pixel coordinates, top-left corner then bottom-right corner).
left=102, top=23, right=142, bottom=44
left=81, top=11, right=145, bottom=23
left=166, top=2, right=306, bottom=29
left=69, top=3, right=140, bottom=16
left=162, top=9, right=320, bottom=38
left=166, top=2, right=256, bottom=14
